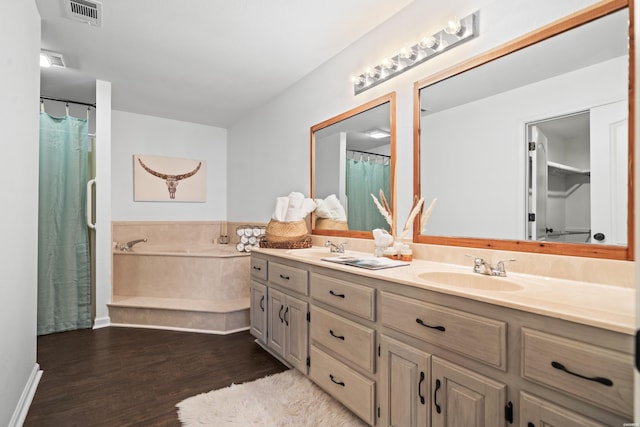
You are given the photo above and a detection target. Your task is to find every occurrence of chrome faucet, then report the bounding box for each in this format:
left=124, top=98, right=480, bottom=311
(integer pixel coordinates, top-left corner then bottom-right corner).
left=119, top=238, right=148, bottom=251
left=468, top=255, right=516, bottom=277
left=325, top=240, right=347, bottom=254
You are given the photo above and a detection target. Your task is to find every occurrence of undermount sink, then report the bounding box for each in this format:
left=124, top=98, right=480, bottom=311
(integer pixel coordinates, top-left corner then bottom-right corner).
left=417, top=271, right=524, bottom=292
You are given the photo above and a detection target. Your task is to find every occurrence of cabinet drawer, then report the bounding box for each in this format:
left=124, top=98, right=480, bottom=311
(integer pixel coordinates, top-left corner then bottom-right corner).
left=310, top=272, right=375, bottom=321
left=309, top=345, right=375, bottom=426
left=310, top=305, right=375, bottom=373
left=268, top=262, right=308, bottom=295
left=250, top=257, right=267, bottom=281
left=381, top=291, right=506, bottom=369
left=521, top=327, right=633, bottom=416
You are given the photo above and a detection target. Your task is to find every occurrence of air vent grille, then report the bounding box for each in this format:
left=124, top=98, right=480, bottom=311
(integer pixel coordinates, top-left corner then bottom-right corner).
left=63, top=0, right=102, bottom=27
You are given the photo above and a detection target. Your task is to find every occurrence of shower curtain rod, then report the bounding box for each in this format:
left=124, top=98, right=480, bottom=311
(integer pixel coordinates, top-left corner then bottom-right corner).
left=347, top=149, right=390, bottom=158
left=40, top=96, right=96, bottom=108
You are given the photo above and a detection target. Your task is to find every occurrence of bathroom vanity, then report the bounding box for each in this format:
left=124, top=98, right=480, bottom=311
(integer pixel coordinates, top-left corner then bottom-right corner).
left=249, top=247, right=633, bottom=427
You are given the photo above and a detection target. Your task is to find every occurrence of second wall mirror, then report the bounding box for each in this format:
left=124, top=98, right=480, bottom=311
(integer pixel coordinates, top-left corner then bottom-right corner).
left=311, top=93, right=396, bottom=239
left=414, top=1, right=633, bottom=260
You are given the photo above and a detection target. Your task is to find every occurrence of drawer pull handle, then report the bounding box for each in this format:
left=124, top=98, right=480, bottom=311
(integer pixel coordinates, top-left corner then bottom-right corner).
left=284, top=307, right=289, bottom=326
left=434, top=378, right=442, bottom=414
left=416, top=318, right=446, bottom=332
left=279, top=305, right=284, bottom=323
left=329, top=329, right=345, bottom=340
left=259, top=296, right=264, bottom=312
left=550, top=361, right=613, bottom=387
left=329, top=374, right=345, bottom=387
left=418, top=371, right=425, bottom=405
left=252, top=266, right=262, bottom=271
left=329, top=290, right=345, bottom=298
left=279, top=274, right=290, bottom=280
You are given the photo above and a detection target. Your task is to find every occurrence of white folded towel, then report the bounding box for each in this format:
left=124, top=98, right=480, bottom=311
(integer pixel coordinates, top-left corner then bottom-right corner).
left=314, top=194, right=347, bottom=221
left=285, top=192, right=305, bottom=222
left=271, top=197, right=289, bottom=221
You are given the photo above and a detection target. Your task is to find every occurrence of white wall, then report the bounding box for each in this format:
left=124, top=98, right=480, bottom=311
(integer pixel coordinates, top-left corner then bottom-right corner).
left=0, top=1, right=41, bottom=425
left=227, top=0, right=600, bottom=229
left=111, top=110, right=227, bottom=221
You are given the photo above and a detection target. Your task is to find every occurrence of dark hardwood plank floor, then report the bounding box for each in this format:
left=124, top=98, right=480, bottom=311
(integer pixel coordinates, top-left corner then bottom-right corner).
left=25, top=327, right=287, bottom=427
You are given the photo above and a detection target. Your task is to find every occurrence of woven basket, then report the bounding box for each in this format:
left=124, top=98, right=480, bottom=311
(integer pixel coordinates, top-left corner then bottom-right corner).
left=265, top=219, right=308, bottom=243
left=259, top=236, right=312, bottom=249
left=315, top=218, right=348, bottom=231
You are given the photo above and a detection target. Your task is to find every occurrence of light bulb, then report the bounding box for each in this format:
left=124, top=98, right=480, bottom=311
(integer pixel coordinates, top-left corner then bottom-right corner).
left=445, top=16, right=462, bottom=35
left=367, top=67, right=380, bottom=79
left=399, top=46, right=416, bottom=60
left=352, top=75, right=365, bottom=86
left=381, top=58, right=397, bottom=71
left=419, top=36, right=439, bottom=50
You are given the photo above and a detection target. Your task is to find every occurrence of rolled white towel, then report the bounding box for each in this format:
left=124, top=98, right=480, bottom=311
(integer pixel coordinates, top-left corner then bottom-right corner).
left=324, top=194, right=347, bottom=221
left=271, top=196, right=289, bottom=221
left=300, top=198, right=317, bottom=219
left=285, top=192, right=305, bottom=221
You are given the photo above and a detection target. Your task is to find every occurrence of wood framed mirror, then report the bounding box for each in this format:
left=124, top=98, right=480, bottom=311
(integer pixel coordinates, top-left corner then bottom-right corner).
left=413, top=1, right=634, bottom=260
left=311, top=93, right=396, bottom=239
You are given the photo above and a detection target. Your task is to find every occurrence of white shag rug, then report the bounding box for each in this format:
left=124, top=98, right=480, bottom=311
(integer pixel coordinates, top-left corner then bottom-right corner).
left=176, top=369, right=368, bottom=426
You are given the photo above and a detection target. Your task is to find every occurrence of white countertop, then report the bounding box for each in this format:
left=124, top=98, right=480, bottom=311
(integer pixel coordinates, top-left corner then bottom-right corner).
left=254, top=246, right=635, bottom=335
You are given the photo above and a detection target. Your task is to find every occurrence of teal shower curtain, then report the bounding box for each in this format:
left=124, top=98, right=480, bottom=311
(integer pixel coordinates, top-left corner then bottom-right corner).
left=346, top=158, right=391, bottom=231
left=37, top=112, right=91, bottom=335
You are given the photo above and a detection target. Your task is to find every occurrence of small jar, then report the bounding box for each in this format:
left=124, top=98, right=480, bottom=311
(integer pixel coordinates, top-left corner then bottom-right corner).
left=382, top=246, right=398, bottom=260
left=399, top=244, right=413, bottom=262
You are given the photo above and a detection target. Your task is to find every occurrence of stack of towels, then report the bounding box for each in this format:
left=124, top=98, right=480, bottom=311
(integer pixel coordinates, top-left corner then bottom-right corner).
left=314, top=194, right=347, bottom=221
left=272, top=192, right=317, bottom=222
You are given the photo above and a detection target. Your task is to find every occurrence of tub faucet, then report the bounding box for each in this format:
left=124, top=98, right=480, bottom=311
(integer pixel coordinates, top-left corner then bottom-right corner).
left=119, top=238, right=148, bottom=251
left=325, top=240, right=347, bottom=253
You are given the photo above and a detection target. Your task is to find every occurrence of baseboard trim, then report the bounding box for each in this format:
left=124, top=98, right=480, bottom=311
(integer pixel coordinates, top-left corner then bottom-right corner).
left=110, top=322, right=250, bottom=335
left=9, top=363, right=42, bottom=427
left=93, top=316, right=111, bottom=329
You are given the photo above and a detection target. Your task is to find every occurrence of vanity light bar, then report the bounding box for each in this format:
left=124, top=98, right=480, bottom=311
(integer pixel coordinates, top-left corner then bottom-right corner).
left=353, top=12, right=479, bottom=95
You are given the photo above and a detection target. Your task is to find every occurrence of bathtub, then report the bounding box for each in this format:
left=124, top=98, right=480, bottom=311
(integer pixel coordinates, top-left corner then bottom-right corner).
left=110, top=243, right=251, bottom=333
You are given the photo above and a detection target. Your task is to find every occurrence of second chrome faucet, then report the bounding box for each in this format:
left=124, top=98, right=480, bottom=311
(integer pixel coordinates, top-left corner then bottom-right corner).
left=468, top=255, right=516, bottom=277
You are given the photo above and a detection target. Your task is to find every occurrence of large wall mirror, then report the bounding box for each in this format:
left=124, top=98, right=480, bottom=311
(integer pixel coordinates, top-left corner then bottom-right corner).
left=311, top=93, right=396, bottom=239
left=414, top=1, right=634, bottom=260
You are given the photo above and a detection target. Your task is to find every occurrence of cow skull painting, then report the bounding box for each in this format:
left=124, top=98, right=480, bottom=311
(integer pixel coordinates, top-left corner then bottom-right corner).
left=134, top=155, right=205, bottom=201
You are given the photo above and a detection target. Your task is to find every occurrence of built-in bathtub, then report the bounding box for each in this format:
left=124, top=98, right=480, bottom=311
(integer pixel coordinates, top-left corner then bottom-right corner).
left=109, top=221, right=258, bottom=334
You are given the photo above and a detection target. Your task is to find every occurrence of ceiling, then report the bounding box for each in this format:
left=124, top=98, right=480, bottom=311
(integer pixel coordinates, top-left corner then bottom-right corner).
left=36, top=0, right=413, bottom=128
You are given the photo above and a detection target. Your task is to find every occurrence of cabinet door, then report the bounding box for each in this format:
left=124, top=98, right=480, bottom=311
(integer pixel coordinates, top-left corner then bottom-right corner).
left=249, top=281, right=267, bottom=343
left=379, top=335, right=430, bottom=427
left=520, top=391, right=606, bottom=427
left=432, top=357, right=506, bottom=427
left=267, top=288, right=286, bottom=357
left=285, top=295, right=309, bottom=373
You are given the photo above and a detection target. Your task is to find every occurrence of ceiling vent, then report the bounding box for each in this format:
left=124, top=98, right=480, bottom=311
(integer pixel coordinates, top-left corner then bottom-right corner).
left=62, top=0, right=102, bottom=27
left=40, top=50, right=66, bottom=68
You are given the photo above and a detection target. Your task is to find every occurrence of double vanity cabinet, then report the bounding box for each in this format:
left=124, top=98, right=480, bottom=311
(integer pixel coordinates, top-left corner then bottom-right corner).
left=249, top=248, right=633, bottom=426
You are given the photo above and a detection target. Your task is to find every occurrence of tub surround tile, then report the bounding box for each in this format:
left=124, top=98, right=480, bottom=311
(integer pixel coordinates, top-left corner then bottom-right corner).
left=111, top=221, right=260, bottom=333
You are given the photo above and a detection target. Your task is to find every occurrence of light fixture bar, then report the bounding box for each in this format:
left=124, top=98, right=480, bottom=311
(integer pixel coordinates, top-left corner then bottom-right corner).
left=353, top=12, right=479, bottom=95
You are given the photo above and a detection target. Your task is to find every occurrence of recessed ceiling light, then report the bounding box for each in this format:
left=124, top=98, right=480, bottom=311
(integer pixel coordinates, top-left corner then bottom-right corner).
left=367, top=129, right=390, bottom=139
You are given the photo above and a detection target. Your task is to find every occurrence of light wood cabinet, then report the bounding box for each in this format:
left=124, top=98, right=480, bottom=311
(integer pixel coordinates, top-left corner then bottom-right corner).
left=519, top=391, right=606, bottom=427
left=249, top=280, right=267, bottom=343
left=431, top=357, right=506, bottom=427
left=249, top=252, right=633, bottom=427
left=379, top=335, right=430, bottom=427
left=521, top=327, right=633, bottom=416
left=267, top=287, right=308, bottom=373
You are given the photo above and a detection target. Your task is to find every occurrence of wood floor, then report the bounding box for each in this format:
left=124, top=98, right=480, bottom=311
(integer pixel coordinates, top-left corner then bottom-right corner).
left=25, top=327, right=287, bottom=426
